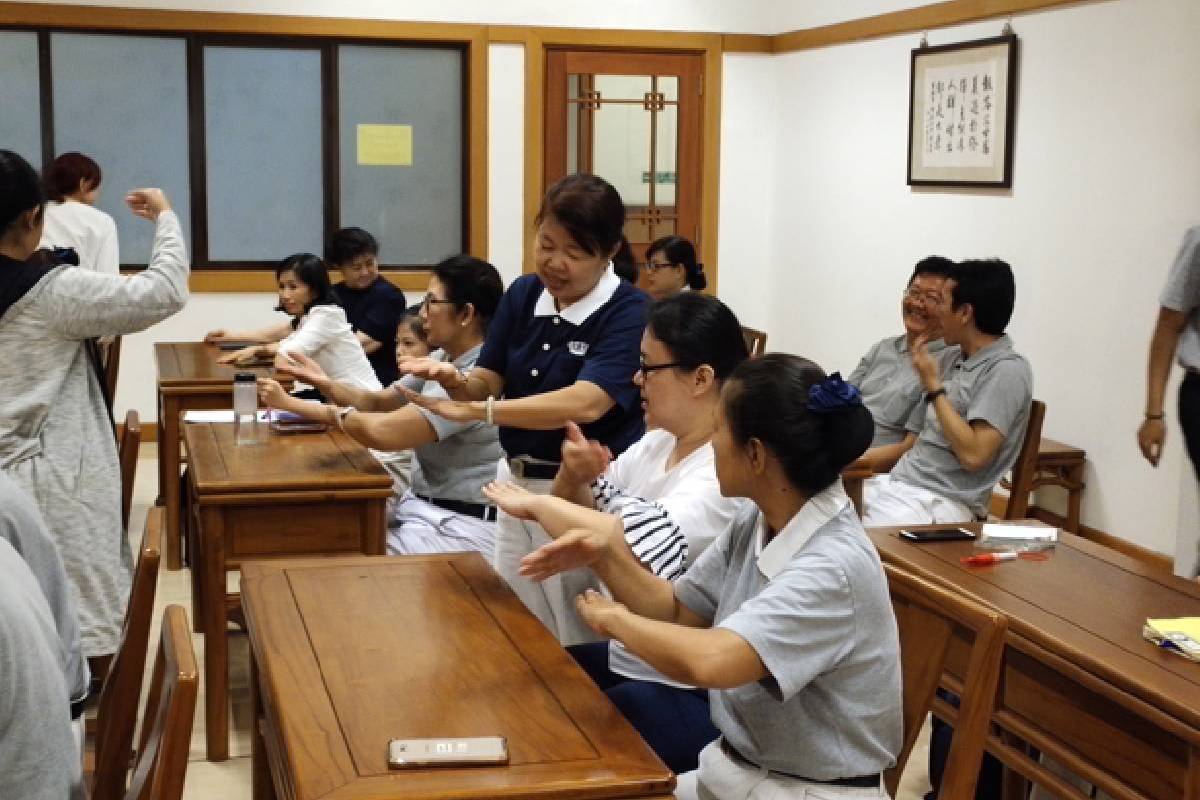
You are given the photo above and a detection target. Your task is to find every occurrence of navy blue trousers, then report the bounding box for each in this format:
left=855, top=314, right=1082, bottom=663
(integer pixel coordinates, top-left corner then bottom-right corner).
left=568, top=642, right=719, bottom=774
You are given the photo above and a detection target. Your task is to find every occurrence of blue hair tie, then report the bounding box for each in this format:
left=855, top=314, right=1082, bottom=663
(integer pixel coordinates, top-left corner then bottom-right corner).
left=807, top=372, right=863, bottom=414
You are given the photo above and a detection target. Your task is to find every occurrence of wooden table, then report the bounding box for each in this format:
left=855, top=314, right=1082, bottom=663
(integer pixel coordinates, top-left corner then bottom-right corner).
left=185, top=422, right=392, bottom=761
left=156, top=342, right=285, bottom=570
left=869, top=524, right=1200, bottom=800
left=241, top=554, right=675, bottom=800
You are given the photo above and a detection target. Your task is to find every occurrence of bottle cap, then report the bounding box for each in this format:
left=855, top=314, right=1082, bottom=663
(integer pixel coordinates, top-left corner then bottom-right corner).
left=234, top=372, right=256, bottom=382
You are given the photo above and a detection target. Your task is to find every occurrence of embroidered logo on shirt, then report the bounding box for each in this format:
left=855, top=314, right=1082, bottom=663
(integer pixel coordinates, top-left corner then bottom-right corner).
left=567, top=341, right=590, bottom=356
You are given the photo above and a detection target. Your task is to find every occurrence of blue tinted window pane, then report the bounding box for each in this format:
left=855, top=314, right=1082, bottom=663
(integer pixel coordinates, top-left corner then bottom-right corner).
left=338, top=46, right=463, bottom=265
left=205, top=46, right=322, bottom=261
left=51, top=33, right=190, bottom=265
left=0, top=32, right=42, bottom=169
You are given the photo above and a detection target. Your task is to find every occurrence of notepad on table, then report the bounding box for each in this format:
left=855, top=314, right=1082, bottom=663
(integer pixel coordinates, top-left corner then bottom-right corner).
left=1143, top=617, right=1200, bottom=662
left=979, top=523, right=1058, bottom=543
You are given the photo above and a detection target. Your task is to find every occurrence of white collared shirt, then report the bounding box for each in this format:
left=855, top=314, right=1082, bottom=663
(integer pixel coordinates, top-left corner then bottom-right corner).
left=532, top=263, right=621, bottom=325
left=756, top=479, right=850, bottom=580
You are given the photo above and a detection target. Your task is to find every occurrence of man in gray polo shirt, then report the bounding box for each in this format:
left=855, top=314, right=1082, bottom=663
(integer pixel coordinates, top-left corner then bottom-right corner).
left=850, top=255, right=959, bottom=472
left=863, top=259, right=1033, bottom=525
left=1138, top=225, right=1200, bottom=577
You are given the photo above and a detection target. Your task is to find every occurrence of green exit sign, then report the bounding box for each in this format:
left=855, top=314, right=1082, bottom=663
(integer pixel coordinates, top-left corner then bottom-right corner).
left=641, top=171, right=677, bottom=184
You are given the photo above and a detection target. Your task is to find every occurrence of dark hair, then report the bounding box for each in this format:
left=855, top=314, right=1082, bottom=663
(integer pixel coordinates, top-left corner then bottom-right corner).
left=907, top=255, right=955, bottom=285
left=948, top=258, right=1016, bottom=336
left=0, top=150, right=45, bottom=234
left=432, top=254, right=504, bottom=328
left=324, top=227, right=379, bottom=267
left=535, top=173, right=625, bottom=258
left=275, top=253, right=337, bottom=323
left=722, top=354, right=873, bottom=496
left=647, top=293, right=748, bottom=382
left=612, top=236, right=638, bottom=283
left=43, top=152, right=101, bottom=203
left=647, top=235, right=706, bottom=291
left=398, top=309, right=430, bottom=345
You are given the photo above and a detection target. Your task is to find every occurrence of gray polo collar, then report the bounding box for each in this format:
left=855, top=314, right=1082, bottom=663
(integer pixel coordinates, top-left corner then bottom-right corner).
left=755, top=480, right=850, bottom=580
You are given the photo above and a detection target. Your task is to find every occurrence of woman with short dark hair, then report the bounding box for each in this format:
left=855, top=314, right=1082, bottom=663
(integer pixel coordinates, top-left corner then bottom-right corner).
left=39, top=151, right=119, bottom=276
left=401, top=173, right=649, bottom=645
left=485, top=354, right=902, bottom=799
left=641, top=235, right=706, bottom=302
left=0, top=149, right=188, bottom=668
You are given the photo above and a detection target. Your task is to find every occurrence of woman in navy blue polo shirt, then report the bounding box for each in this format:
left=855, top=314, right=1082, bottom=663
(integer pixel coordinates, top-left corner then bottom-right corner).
left=401, top=173, right=648, bottom=644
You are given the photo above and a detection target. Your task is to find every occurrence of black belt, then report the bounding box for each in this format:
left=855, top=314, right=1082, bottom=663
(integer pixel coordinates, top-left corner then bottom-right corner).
left=507, top=457, right=560, bottom=480
left=417, top=494, right=498, bottom=522
left=720, top=738, right=881, bottom=788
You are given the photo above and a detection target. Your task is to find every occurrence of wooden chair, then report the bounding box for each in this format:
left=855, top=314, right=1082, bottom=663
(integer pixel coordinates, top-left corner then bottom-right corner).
left=124, top=604, right=198, bottom=800
left=88, top=508, right=163, bottom=800
left=1002, top=399, right=1046, bottom=520
left=119, top=409, right=141, bottom=532
left=740, top=325, right=767, bottom=357
left=882, top=562, right=1007, bottom=799
left=103, top=335, right=123, bottom=412
left=841, top=457, right=873, bottom=517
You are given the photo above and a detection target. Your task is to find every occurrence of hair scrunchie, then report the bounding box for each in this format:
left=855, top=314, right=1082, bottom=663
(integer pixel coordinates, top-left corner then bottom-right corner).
left=806, top=372, right=863, bottom=414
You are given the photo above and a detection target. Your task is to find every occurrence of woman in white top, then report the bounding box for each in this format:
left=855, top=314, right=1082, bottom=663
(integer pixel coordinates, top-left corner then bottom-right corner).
left=526, top=292, right=750, bottom=774
left=38, top=152, right=119, bottom=276
left=214, top=253, right=379, bottom=392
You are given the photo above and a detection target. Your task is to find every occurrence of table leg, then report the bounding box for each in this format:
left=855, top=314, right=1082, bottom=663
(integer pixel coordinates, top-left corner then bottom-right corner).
left=249, top=647, right=276, bottom=800
left=1065, top=461, right=1084, bottom=535
left=161, top=395, right=182, bottom=570
left=202, top=507, right=229, bottom=761
left=190, top=492, right=204, bottom=635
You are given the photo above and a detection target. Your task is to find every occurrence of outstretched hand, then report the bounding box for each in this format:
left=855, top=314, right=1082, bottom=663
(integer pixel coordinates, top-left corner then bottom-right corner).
left=560, top=421, right=611, bottom=485
left=481, top=481, right=540, bottom=521
left=397, top=385, right=481, bottom=423
left=275, top=350, right=327, bottom=386
left=256, top=378, right=289, bottom=409
left=575, top=589, right=626, bottom=639
left=519, top=529, right=611, bottom=582
left=397, top=356, right=464, bottom=390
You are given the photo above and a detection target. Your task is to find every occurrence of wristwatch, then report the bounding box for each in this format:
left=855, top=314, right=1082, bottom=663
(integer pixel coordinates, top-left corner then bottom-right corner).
left=925, top=387, right=947, bottom=403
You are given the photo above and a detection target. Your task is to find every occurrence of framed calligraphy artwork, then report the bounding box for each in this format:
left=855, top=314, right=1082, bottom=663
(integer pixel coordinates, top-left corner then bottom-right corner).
left=908, top=34, right=1017, bottom=187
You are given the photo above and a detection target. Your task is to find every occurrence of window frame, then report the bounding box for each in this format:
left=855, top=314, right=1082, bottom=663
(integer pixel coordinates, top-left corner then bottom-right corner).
left=11, top=24, right=471, bottom=272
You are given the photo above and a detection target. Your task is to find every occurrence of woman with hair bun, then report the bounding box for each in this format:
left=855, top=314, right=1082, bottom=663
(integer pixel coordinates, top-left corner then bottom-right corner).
left=642, top=235, right=706, bottom=302
left=39, top=151, right=120, bottom=276
left=485, top=354, right=902, bottom=799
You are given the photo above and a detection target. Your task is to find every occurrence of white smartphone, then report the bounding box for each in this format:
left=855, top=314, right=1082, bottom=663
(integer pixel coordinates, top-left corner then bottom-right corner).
left=387, top=737, right=509, bottom=769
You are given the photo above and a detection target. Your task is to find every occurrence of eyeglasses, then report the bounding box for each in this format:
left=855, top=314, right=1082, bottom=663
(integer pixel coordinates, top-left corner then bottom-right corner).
left=902, top=287, right=943, bottom=306
left=638, top=355, right=689, bottom=375
left=641, top=261, right=676, bottom=273
left=423, top=293, right=455, bottom=308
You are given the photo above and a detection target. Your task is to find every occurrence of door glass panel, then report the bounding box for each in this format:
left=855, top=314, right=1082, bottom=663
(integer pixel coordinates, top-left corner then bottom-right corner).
left=591, top=100, right=651, bottom=206
left=659, top=76, right=679, bottom=103
left=654, top=102, right=678, bottom=207
left=593, top=74, right=651, bottom=101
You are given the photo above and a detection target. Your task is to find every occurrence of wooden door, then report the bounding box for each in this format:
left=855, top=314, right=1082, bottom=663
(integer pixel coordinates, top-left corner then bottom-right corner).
left=545, top=50, right=704, bottom=272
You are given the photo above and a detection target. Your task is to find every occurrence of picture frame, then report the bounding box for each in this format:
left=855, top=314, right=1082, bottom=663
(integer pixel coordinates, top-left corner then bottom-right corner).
left=907, top=33, right=1018, bottom=188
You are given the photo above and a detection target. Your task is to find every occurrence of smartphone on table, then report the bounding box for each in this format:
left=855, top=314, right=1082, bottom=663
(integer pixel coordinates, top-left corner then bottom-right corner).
left=899, top=527, right=977, bottom=543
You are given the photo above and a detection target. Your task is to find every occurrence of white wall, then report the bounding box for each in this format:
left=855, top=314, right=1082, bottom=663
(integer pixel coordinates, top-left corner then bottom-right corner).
left=760, top=0, right=1200, bottom=554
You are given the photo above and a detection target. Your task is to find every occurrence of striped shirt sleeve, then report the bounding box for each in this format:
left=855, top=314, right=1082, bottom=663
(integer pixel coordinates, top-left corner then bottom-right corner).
left=591, top=477, right=688, bottom=580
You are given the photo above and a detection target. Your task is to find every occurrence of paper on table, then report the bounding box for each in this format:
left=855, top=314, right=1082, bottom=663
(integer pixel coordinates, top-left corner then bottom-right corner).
left=980, top=523, right=1058, bottom=541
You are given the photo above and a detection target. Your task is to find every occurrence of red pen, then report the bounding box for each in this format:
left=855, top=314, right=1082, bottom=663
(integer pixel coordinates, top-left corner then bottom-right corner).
left=960, top=552, right=1018, bottom=567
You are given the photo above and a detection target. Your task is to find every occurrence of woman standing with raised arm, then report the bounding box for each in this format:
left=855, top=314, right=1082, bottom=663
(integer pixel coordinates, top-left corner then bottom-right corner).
left=401, top=173, right=648, bottom=644
left=485, top=355, right=902, bottom=799
left=0, top=150, right=188, bottom=673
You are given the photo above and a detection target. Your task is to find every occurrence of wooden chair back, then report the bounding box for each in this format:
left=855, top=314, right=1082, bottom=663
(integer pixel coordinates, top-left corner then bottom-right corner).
left=124, top=604, right=198, bottom=800
left=119, top=409, right=141, bottom=531
left=1003, top=399, right=1046, bottom=520
left=740, top=325, right=767, bottom=357
left=104, top=335, right=123, bottom=410
left=91, top=509, right=163, bottom=800
left=882, top=562, right=1006, bottom=799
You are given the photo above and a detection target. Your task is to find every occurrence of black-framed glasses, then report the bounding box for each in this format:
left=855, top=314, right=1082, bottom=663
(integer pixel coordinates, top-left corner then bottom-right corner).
left=902, top=287, right=943, bottom=306
left=423, top=292, right=456, bottom=307
left=641, top=261, right=676, bottom=273
left=638, top=355, right=688, bottom=375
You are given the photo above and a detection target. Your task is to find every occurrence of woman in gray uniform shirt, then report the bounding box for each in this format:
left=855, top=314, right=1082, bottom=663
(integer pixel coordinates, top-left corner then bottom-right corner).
left=485, top=354, right=903, bottom=799
left=0, top=150, right=188, bottom=675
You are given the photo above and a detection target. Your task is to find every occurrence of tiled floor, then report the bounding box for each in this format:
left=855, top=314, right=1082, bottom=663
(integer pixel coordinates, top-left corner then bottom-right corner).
left=127, top=445, right=932, bottom=799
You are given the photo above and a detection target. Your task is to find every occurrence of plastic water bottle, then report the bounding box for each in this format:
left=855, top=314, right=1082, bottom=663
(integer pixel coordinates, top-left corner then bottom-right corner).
left=233, top=372, right=259, bottom=445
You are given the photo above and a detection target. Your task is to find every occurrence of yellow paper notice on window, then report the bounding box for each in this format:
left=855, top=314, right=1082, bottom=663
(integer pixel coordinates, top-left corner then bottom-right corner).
left=356, top=124, right=412, bottom=166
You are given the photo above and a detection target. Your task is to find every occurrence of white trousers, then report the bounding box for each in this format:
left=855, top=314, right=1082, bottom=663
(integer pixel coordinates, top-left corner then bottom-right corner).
left=861, top=474, right=974, bottom=527
left=493, top=457, right=603, bottom=646
left=675, top=740, right=890, bottom=800
left=386, top=491, right=496, bottom=559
